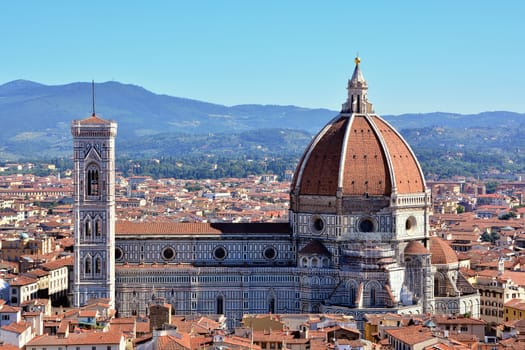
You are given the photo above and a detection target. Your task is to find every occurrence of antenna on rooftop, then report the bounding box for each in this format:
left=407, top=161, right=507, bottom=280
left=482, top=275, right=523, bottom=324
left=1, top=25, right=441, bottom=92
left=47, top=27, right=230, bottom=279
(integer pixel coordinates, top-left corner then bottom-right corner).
left=91, top=80, right=96, bottom=116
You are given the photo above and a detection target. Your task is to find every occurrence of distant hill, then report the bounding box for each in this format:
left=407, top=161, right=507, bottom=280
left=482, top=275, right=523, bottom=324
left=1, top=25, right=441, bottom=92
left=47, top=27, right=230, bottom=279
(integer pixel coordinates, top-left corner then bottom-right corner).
left=1, top=79, right=525, bottom=166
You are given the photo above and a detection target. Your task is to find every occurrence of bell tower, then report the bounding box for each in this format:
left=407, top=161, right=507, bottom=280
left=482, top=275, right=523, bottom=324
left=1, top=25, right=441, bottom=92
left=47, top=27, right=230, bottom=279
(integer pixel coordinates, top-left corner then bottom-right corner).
left=71, top=111, right=117, bottom=308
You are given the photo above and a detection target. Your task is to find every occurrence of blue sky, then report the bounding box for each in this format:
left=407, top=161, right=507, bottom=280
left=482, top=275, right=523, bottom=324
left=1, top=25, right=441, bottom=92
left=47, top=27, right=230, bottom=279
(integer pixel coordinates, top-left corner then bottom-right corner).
left=1, top=1, right=524, bottom=115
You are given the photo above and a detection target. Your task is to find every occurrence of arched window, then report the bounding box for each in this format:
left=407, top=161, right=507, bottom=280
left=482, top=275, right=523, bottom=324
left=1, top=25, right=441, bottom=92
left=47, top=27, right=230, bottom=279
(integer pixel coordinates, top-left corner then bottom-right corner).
left=86, top=165, right=100, bottom=197
left=95, top=218, right=102, bottom=237
left=95, top=257, right=102, bottom=274
left=301, top=257, right=308, bottom=267
left=434, top=273, right=447, bottom=297
left=85, top=256, right=92, bottom=274
left=216, top=295, right=224, bottom=315
left=349, top=285, right=356, bottom=306
left=370, top=288, right=376, bottom=306
left=269, top=297, right=275, bottom=314
left=85, top=219, right=92, bottom=238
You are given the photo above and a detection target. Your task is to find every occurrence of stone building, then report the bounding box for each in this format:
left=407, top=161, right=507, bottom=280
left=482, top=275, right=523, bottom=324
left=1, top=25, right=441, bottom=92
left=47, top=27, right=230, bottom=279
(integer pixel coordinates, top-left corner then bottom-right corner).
left=71, top=57, right=479, bottom=328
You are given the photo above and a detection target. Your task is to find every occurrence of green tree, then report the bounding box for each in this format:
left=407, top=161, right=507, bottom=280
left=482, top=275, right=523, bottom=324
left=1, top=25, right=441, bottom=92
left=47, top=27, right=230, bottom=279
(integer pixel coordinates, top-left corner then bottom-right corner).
left=485, top=181, right=499, bottom=194
left=480, top=231, right=500, bottom=243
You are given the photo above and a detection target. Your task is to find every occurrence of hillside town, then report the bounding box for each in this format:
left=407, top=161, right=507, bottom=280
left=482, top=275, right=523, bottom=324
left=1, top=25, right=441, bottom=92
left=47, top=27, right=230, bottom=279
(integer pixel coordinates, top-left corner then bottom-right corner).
left=1, top=167, right=525, bottom=349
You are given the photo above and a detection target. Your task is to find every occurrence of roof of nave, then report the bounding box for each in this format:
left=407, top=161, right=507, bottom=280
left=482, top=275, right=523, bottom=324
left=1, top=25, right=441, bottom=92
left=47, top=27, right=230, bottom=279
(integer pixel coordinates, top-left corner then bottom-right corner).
left=115, top=221, right=291, bottom=236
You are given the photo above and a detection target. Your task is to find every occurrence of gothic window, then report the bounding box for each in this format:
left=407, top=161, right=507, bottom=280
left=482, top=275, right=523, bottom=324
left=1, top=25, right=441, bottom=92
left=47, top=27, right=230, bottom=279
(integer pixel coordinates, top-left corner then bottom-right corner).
left=85, top=256, right=92, bottom=274
left=86, top=164, right=100, bottom=197
left=370, top=288, right=376, bottom=306
left=434, top=273, right=447, bottom=297
left=348, top=283, right=357, bottom=306
left=95, top=257, right=102, bottom=274
left=269, top=297, right=276, bottom=314
left=216, top=295, right=224, bottom=315
left=84, top=219, right=92, bottom=239
left=95, top=218, right=102, bottom=237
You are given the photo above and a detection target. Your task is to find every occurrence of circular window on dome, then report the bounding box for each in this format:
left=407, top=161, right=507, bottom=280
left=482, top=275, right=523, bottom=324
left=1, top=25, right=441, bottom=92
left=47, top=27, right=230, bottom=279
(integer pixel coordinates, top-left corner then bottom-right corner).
left=358, top=217, right=375, bottom=233
left=115, top=247, right=123, bottom=261
left=213, top=246, right=227, bottom=260
left=310, top=215, right=325, bottom=234
left=263, top=246, right=277, bottom=260
left=405, top=216, right=417, bottom=235
left=161, top=246, right=176, bottom=261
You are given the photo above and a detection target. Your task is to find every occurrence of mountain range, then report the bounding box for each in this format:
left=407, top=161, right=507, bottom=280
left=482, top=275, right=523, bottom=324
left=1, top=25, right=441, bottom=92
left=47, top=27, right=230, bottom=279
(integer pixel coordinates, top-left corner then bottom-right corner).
left=1, top=79, right=525, bottom=162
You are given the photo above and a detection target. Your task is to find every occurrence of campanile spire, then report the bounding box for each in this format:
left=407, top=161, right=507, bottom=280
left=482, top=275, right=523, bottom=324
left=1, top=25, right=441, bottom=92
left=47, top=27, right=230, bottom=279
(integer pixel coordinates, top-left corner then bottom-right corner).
left=341, top=56, right=374, bottom=114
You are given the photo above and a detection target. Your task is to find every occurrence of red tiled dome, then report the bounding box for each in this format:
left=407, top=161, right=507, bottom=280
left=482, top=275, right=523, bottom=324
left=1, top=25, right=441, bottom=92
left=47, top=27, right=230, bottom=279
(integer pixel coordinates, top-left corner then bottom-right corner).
left=291, top=114, right=425, bottom=197
left=429, top=236, right=458, bottom=265
left=404, top=240, right=429, bottom=255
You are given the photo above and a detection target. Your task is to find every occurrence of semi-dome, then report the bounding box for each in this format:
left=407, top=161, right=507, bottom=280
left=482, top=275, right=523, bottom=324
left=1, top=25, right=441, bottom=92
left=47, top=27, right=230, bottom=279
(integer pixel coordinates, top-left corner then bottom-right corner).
left=291, top=57, right=426, bottom=209
left=404, top=240, right=429, bottom=255
left=429, top=236, right=458, bottom=265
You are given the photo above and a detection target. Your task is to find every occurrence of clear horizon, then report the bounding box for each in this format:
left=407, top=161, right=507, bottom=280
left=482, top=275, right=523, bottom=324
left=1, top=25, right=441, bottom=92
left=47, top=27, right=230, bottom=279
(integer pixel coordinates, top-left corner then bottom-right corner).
left=1, top=1, right=524, bottom=115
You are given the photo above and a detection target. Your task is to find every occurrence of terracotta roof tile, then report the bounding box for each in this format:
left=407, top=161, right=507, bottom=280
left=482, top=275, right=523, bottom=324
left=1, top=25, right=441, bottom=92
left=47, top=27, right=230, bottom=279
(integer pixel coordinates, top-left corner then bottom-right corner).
left=1, top=321, right=31, bottom=334
left=27, top=330, right=123, bottom=346
left=404, top=240, right=429, bottom=255
left=372, top=117, right=425, bottom=194
left=430, top=236, right=458, bottom=265
left=7, top=275, right=38, bottom=286
left=77, top=114, right=111, bottom=125
left=115, top=221, right=290, bottom=236
left=296, top=117, right=347, bottom=195
left=386, top=325, right=436, bottom=345
left=292, top=114, right=425, bottom=198
left=299, top=240, right=331, bottom=256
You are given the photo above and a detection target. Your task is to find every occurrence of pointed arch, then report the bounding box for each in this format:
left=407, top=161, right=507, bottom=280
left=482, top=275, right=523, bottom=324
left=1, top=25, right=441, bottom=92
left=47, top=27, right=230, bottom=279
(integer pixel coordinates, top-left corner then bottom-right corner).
left=301, top=257, right=308, bottom=267
left=345, top=280, right=358, bottom=307
left=84, top=255, right=92, bottom=274
left=85, top=163, right=100, bottom=197
left=95, top=255, right=102, bottom=274
left=434, top=272, right=447, bottom=297
left=216, top=294, right=224, bottom=315
left=84, top=217, right=92, bottom=239
left=268, top=295, right=276, bottom=314
left=94, top=216, right=102, bottom=237
left=365, top=280, right=382, bottom=307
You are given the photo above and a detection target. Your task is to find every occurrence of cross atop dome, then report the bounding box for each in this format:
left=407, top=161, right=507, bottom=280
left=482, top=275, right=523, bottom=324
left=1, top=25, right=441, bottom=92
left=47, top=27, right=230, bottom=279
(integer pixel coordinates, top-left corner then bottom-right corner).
left=341, top=56, right=374, bottom=114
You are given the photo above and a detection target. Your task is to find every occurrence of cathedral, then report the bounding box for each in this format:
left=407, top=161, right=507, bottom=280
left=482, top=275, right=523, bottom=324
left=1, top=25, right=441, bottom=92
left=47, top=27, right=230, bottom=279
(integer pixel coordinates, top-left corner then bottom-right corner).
left=71, top=58, right=479, bottom=329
